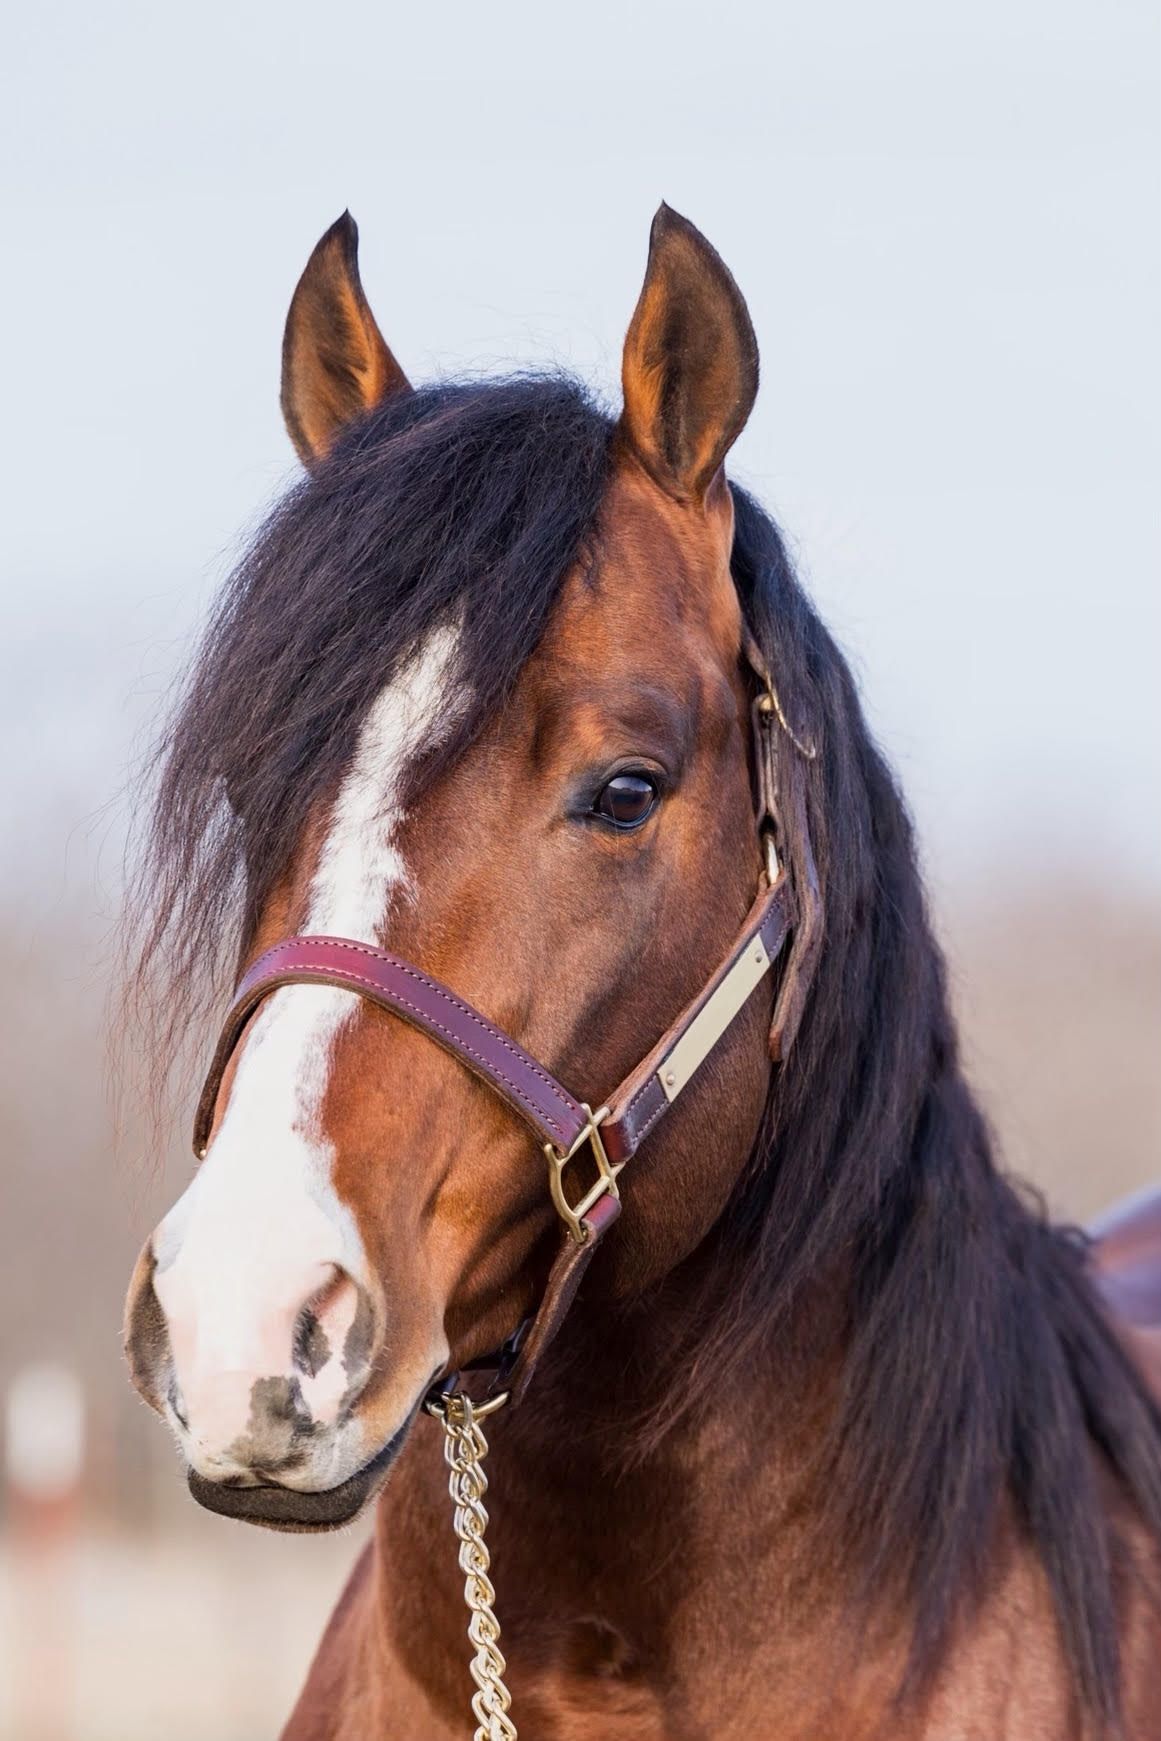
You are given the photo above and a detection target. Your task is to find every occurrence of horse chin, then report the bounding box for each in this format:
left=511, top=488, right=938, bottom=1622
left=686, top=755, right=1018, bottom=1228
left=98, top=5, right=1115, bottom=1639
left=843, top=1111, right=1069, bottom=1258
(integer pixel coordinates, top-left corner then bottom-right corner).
left=185, top=1415, right=413, bottom=1533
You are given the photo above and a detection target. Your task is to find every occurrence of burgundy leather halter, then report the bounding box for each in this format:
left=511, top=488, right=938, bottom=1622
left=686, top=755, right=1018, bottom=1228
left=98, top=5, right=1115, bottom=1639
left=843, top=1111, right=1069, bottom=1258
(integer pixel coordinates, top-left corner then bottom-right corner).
left=193, top=672, right=822, bottom=1407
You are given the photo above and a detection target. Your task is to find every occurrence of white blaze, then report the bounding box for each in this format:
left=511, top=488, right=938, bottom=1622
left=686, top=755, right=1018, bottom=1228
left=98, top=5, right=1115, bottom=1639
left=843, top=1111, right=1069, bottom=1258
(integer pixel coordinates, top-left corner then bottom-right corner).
left=153, top=625, right=461, bottom=1475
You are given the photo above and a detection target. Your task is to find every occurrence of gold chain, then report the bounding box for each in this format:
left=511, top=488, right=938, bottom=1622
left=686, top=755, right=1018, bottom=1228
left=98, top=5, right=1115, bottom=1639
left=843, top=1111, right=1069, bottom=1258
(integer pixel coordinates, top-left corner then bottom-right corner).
left=432, top=1392, right=517, bottom=1741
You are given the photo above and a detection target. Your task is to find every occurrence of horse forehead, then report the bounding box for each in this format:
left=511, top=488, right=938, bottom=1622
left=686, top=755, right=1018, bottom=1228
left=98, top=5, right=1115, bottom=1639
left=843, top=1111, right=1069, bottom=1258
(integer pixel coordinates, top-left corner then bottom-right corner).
left=550, top=463, right=742, bottom=668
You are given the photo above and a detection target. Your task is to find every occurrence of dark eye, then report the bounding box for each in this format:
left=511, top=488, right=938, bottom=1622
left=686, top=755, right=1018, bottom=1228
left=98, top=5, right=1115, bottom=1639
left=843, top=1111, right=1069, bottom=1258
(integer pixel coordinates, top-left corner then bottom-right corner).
left=592, top=772, right=659, bottom=830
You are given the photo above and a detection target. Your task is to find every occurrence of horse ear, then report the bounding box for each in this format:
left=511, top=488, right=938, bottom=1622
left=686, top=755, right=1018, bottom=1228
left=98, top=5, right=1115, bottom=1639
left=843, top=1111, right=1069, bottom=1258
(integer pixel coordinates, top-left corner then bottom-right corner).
left=620, top=204, right=759, bottom=505
left=280, top=212, right=411, bottom=465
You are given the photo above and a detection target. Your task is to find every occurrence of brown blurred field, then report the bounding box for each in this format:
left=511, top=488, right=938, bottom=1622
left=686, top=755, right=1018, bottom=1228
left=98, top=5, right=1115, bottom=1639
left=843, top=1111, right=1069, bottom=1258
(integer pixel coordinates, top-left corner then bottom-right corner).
left=1, top=880, right=1158, bottom=1740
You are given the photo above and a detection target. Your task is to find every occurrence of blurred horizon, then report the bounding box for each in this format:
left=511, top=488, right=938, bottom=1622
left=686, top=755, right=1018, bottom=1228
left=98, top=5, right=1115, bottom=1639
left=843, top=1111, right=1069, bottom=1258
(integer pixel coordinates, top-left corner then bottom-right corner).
left=2, top=0, right=1158, bottom=1736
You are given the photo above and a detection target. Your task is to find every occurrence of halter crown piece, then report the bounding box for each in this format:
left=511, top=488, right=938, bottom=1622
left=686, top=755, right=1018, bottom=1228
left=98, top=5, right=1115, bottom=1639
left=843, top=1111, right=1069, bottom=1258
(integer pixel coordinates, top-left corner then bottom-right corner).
left=194, top=655, right=821, bottom=1741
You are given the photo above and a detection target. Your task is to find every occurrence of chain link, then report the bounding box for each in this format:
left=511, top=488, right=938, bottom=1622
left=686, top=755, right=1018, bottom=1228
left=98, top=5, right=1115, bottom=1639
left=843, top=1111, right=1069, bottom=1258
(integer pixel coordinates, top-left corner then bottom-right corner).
left=435, top=1394, right=517, bottom=1741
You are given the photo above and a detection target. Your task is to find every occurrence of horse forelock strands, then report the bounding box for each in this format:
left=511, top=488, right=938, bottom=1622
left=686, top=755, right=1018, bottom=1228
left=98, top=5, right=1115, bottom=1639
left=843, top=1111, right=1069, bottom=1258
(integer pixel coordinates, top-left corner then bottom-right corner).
left=123, top=374, right=616, bottom=1100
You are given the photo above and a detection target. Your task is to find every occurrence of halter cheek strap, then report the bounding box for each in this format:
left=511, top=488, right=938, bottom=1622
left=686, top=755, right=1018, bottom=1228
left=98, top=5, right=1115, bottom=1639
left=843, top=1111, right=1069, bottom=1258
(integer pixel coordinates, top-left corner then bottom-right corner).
left=745, top=634, right=824, bottom=1062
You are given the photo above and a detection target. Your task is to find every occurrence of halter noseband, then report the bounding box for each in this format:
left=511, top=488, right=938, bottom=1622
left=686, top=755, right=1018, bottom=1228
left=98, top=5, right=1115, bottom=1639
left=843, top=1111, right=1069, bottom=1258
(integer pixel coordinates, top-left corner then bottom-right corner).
left=193, top=670, right=820, bottom=1409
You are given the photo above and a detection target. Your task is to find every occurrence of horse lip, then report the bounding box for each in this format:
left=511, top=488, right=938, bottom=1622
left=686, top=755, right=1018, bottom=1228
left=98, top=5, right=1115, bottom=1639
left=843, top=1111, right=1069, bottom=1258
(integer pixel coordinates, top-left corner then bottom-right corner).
left=185, top=1412, right=414, bottom=1532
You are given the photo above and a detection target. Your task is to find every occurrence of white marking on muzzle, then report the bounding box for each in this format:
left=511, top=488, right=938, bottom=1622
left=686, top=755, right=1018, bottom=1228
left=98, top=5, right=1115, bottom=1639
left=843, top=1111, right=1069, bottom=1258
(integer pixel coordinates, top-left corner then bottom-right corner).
left=153, top=625, right=462, bottom=1477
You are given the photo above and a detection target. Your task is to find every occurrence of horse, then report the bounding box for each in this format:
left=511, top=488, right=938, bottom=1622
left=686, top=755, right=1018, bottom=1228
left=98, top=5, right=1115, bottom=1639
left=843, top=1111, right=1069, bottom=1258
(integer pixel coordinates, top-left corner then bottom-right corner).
left=122, top=205, right=1161, bottom=1739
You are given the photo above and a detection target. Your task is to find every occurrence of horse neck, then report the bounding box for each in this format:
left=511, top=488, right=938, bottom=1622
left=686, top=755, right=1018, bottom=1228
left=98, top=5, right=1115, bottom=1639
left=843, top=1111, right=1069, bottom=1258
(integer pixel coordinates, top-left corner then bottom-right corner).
left=360, top=1040, right=1039, bottom=1731
left=370, top=1201, right=853, bottom=1699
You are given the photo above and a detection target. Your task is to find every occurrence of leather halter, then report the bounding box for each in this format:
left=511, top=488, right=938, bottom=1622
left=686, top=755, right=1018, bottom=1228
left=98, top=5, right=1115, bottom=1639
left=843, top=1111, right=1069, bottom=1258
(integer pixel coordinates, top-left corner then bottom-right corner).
left=193, top=668, right=821, bottom=1407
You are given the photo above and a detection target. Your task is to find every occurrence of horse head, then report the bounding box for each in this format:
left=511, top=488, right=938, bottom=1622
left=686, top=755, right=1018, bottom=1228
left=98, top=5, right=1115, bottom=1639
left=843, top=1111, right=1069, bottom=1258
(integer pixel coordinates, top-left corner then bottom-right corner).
left=124, top=207, right=800, bottom=1527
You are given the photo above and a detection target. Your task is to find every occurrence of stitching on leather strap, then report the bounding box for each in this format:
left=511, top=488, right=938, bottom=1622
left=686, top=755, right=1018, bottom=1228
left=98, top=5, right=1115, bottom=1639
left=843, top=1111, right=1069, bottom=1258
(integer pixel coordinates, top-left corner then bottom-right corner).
left=244, top=937, right=582, bottom=1126
left=626, top=1087, right=670, bottom=1150
left=234, top=963, right=575, bottom=1141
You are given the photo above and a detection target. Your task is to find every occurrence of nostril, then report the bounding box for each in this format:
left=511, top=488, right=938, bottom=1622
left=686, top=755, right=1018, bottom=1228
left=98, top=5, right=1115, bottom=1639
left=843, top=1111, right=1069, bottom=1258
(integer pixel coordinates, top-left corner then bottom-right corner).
left=292, top=1267, right=375, bottom=1422
left=292, top=1303, right=331, bottom=1378
left=124, top=1243, right=172, bottom=1415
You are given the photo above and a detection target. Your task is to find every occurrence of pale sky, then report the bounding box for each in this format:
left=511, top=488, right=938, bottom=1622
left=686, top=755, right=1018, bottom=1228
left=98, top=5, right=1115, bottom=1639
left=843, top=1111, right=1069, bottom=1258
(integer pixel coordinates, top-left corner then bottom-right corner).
left=3, top=0, right=1159, bottom=923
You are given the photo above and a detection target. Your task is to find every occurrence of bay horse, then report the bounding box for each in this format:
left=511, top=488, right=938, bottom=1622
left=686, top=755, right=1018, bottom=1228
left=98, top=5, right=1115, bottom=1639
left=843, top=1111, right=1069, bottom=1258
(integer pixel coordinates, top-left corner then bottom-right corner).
left=124, top=206, right=1161, bottom=1738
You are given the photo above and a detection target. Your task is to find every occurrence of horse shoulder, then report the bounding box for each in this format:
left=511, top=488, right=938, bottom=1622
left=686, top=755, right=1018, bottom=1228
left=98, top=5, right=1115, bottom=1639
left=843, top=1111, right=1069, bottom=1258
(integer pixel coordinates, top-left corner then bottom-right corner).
left=1116, top=1509, right=1161, bottom=1741
left=919, top=1493, right=1161, bottom=1741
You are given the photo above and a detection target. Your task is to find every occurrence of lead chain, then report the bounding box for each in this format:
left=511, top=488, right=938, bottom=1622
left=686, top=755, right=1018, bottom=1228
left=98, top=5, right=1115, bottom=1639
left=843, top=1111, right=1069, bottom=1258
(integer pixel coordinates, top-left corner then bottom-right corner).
left=437, top=1394, right=517, bottom=1741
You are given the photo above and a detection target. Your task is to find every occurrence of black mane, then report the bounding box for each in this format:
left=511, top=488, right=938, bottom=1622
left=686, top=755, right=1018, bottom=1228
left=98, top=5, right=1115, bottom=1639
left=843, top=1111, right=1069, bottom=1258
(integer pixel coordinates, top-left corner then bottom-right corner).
left=129, top=374, right=1161, bottom=1721
left=725, top=485, right=1161, bottom=1716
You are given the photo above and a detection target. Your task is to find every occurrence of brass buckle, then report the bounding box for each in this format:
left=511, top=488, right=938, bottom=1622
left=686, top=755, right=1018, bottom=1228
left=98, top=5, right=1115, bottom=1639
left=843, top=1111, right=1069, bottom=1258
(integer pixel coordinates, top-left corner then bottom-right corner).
left=544, top=1103, right=620, bottom=1243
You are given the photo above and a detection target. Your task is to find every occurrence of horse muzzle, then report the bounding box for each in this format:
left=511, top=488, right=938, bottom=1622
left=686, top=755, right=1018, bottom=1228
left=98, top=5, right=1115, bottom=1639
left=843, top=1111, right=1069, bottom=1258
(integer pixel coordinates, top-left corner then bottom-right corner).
left=184, top=1408, right=418, bottom=1531
left=123, top=1217, right=442, bottom=1529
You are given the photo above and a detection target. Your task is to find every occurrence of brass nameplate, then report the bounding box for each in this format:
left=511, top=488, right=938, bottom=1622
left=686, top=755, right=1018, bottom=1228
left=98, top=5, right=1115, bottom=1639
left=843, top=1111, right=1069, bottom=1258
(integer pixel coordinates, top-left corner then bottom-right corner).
left=657, top=935, right=772, bottom=1103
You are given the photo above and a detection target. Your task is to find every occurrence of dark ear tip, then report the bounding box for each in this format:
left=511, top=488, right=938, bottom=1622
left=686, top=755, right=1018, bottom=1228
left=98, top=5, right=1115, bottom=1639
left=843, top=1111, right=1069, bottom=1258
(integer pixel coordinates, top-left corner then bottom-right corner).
left=649, top=201, right=677, bottom=250
left=646, top=206, right=749, bottom=321
left=649, top=201, right=700, bottom=251
left=315, top=210, right=359, bottom=264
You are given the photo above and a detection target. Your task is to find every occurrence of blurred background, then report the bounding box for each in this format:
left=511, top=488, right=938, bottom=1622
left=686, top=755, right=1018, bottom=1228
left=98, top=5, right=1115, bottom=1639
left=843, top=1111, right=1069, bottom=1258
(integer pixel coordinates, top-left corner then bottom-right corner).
left=2, top=1, right=1158, bottom=1736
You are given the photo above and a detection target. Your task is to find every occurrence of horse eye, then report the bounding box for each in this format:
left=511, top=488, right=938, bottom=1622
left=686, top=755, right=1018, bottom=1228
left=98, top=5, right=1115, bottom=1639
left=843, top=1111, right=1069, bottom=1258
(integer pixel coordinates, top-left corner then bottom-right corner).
left=592, top=772, right=659, bottom=830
